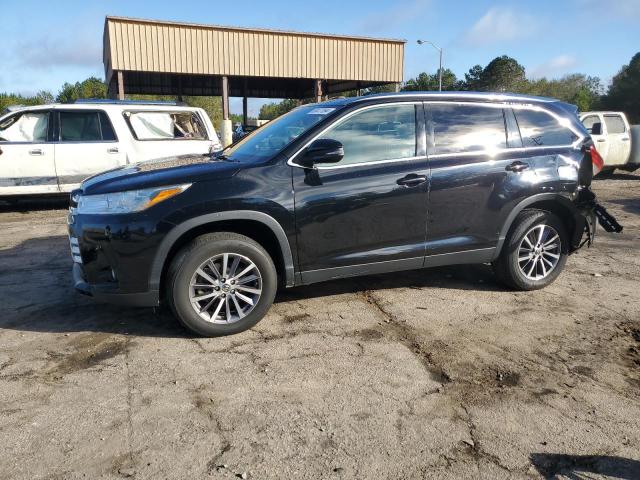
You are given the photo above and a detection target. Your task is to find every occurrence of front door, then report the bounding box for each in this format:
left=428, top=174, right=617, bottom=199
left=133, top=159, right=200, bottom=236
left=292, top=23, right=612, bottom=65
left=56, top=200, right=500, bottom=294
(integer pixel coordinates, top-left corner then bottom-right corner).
left=54, top=110, right=124, bottom=191
left=292, top=102, right=429, bottom=283
left=0, top=109, right=57, bottom=195
left=582, top=114, right=610, bottom=163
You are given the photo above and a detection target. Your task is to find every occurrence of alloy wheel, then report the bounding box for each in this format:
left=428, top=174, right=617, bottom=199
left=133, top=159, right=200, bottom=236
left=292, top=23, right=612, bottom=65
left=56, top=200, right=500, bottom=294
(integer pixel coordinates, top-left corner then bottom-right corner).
left=189, top=253, right=262, bottom=323
left=517, top=224, right=562, bottom=281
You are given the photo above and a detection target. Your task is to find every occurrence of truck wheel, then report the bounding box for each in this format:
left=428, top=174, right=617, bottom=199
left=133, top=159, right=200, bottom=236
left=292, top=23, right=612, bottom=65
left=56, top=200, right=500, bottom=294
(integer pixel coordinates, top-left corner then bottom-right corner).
left=493, top=209, right=569, bottom=291
left=166, top=232, right=277, bottom=337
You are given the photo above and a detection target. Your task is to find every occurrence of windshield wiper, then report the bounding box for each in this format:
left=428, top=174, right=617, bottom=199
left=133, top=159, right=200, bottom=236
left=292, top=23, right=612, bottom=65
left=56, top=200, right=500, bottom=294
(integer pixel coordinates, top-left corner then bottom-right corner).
left=209, top=152, right=237, bottom=162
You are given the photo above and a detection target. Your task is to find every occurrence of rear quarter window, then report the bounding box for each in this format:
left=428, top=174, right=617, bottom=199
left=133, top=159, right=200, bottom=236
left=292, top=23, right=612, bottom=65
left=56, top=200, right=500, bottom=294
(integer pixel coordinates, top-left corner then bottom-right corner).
left=125, top=111, right=208, bottom=141
left=514, top=109, right=578, bottom=147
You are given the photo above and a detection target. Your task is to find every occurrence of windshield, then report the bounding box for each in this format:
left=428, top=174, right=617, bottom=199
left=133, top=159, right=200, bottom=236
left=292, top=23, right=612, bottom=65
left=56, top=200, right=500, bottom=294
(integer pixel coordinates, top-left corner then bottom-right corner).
left=224, top=105, right=338, bottom=161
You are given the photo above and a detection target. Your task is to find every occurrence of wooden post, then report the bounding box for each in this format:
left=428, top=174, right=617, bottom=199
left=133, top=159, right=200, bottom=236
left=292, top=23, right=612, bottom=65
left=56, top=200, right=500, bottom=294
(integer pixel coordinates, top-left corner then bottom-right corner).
left=221, top=76, right=230, bottom=120
left=117, top=71, right=125, bottom=100
left=314, top=79, right=322, bottom=103
left=242, top=78, right=248, bottom=126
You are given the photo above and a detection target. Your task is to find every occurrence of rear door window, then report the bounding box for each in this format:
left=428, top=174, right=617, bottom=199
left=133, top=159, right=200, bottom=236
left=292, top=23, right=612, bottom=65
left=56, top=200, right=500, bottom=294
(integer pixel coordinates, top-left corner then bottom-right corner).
left=0, top=111, right=49, bottom=143
left=427, top=104, right=507, bottom=155
left=603, top=115, right=626, bottom=134
left=59, top=111, right=116, bottom=142
left=514, top=109, right=578, bottom=147
left=125, top=111, right=208, bottom=140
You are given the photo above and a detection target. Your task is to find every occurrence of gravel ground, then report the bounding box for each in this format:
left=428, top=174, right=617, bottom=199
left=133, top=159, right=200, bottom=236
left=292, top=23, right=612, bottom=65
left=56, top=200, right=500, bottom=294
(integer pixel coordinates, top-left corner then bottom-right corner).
left=1, top=173, right=639, bottom=480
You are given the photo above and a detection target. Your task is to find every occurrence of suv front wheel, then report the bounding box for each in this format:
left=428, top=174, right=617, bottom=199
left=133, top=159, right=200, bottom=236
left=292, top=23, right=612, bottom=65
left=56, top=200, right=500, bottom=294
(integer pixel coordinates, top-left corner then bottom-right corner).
left=167, top=232, right=277, bottom=336
left=493, top=209, right=569, bottom=290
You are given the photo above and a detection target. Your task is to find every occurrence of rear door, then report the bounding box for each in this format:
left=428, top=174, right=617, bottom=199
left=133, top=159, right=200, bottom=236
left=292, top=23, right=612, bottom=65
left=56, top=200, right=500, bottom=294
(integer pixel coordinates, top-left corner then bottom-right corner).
left=293, top=102, right=429, bottom=282
left=0, top=109, right=57, bottom=195
left=124, top=110, right=215, bottom=163
left=603, top=114, right=631, bottom=167
left=582, top=114, right=610, bottom=163
left=54, top=110, right=124, bottom=191
left=425, top=102, right=517, bottom=258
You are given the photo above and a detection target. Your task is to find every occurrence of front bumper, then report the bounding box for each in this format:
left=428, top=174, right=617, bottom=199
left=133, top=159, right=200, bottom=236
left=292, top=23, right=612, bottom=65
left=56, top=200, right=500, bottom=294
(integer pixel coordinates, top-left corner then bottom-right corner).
left=72, top=262, right=159, bottom=307
left=68, top=206, right=167, bottom=308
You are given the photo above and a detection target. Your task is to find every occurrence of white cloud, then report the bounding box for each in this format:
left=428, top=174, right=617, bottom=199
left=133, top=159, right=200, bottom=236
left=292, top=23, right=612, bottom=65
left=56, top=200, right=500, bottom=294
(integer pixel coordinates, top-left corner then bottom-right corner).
left=358, top=0, right=431, bottom=34
left=530, top=55, right=579, bottom=79
left=18, top=35, right=101, bottom=69
left=576, top=0, right=640, bottom=20
left=463, top=7, right=538, bottom=46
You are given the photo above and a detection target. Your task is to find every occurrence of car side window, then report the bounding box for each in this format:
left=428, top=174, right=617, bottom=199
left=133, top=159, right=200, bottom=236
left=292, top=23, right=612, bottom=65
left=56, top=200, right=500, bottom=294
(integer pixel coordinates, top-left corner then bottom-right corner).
left=318, top=104, right=416, bottom=166
left=0, top=111, right=49, bottom=143
left=60, top=111, right=102, bottom=142
left=125, top=111, right=208, bottom=141
left=581, top=115, right=601, bottom=135
left=604, top=115, right=626, bottom=134
left=427, top=104, right=507, bottom=155
left=514, top=109, right=577, bottom=147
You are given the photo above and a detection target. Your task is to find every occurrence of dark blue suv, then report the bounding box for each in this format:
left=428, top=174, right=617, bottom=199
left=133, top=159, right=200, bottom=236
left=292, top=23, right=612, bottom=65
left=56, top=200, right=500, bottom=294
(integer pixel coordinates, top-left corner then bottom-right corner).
left=68, top=92, right=621, bottom=336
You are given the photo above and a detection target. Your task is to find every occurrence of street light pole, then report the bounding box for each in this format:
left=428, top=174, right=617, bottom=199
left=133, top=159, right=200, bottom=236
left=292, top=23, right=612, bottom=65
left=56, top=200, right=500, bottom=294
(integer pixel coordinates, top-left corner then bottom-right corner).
left=417, top=40, right=443, bottom=91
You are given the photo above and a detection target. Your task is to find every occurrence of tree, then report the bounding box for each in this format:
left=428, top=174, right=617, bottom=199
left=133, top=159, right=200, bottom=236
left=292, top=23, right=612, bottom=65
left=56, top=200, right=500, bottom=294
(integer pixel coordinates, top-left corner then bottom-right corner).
left=463, top=65, right=484, bottom=90
left=259, top=99, right=301, bottom=120
left=601, top=52, right=640, bottom=123
left=56, top=77, right=107, bottom=103
left=403, top=69, right=459, bottom=91
left=0, top=90, right=54, bottom=113
left=525, top=74, right=602, bottom=111
left=478, top=55, right=526, bottom=92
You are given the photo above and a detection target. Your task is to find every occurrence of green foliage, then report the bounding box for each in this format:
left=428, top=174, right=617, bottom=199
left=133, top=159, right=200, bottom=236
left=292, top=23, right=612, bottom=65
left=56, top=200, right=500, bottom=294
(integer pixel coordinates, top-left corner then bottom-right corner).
left=403, top=69, right=460, bottom=91
left=601, top=52, right=640, bottom=123
left=259, top=99, right=302, bottom=120
left=1, top=90, right=54, bottom=112
left=55, top=77, right=107, bottom=103
left=523, top=74, right=603, bottom=111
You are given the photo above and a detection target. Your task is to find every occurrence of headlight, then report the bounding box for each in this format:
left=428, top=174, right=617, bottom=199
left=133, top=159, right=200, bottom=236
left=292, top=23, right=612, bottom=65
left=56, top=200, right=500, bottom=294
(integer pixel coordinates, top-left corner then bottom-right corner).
left=77, top=184, right=191, bottom=215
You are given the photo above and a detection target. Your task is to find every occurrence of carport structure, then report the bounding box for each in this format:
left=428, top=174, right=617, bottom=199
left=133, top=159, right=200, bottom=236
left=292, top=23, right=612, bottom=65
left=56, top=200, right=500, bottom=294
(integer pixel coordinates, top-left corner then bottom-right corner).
left=102, top=16, right=405, bottom=144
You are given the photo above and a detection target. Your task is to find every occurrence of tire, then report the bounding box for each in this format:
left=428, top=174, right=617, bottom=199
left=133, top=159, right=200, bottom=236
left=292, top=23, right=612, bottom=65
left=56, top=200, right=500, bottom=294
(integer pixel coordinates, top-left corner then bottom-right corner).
left=493, top=209, right=569, bottom=291
left=166, top=232, right=277, bottom=337
left=596, top=167, right=616, bottom=177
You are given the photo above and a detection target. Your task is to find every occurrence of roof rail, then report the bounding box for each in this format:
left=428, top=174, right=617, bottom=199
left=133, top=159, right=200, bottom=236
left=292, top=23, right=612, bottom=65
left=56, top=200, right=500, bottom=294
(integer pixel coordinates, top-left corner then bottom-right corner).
left=74, top=99, right=185, bottom=106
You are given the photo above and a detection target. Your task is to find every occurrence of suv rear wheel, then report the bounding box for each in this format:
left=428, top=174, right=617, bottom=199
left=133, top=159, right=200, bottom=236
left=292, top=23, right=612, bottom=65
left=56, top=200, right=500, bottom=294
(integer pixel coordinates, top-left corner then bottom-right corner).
left=167, top=232, right=277, bottom=337
left=493, top=209, right=569, bottom=290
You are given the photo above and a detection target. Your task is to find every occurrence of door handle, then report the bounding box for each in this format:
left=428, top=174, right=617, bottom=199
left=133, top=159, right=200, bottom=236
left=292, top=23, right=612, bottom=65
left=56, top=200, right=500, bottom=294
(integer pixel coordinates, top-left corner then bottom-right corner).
left=597, top=139, right=606, bottom=143
left=397, top=174, right=427, bottom=187
left=621, top=137, right=630, bottom=141
left=107, top=147, right=119, bottom=154
left=29, top=149, right=44, bottom=156
left=505, top=161, right=529, bottom=172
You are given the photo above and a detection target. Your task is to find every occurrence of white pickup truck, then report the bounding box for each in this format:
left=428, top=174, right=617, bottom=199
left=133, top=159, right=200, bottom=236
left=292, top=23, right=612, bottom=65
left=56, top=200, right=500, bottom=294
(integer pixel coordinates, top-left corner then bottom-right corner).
left=580, top=111, right=639, bottom=174
left=0, top=100, right=222, bottom=198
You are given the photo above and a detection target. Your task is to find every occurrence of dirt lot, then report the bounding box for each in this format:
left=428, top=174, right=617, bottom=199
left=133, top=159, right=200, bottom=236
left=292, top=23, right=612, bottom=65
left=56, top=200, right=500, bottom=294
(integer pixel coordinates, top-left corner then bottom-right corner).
left=1, top=173, right=639, bottom=480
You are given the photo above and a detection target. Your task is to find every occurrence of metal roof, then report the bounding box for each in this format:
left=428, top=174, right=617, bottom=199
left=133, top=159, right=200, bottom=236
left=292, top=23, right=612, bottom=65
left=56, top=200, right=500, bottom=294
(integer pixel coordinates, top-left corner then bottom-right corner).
left=103, top=16, right=405, bottom=99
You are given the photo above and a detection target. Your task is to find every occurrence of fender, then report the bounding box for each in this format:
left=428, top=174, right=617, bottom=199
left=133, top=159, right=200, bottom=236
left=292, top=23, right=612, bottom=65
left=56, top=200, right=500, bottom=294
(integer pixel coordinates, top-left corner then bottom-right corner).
left=148, top=210, right=295, bottom=291
left=493, top=193, right=580, bottom=259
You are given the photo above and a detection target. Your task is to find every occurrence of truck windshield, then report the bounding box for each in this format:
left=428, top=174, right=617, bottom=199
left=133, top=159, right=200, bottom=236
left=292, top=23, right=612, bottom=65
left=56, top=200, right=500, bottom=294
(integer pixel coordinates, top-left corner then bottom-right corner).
left=224, top=105, right=338, bottom=161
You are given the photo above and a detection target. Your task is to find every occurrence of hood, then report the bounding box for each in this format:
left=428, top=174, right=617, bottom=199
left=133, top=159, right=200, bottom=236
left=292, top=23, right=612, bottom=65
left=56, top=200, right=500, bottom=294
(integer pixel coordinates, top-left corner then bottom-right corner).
left=81, top=153, right=242, bottom=195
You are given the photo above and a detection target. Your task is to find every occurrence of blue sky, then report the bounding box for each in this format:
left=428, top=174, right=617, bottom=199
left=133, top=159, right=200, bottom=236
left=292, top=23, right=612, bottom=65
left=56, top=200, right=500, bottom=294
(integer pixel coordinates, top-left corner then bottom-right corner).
left=1, top=0, right=638, bottom=115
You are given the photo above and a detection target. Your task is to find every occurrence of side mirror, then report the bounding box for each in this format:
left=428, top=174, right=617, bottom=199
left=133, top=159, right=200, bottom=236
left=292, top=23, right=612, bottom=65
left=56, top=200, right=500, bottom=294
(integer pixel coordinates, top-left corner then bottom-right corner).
left=298, top=138, right=344, bottom=168
left=590, top=122, right=602, bottom=135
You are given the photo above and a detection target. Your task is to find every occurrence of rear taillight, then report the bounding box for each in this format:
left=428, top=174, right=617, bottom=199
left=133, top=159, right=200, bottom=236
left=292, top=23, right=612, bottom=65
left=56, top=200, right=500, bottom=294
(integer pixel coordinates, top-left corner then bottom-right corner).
left=591, top=145, right=604, bottom=176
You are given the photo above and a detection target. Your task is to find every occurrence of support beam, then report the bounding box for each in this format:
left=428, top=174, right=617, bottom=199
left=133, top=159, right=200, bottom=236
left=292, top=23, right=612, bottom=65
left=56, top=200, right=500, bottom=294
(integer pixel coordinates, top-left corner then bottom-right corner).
left=242, top=78, right=248, bottom=126
left=117, top=71, right=125, bottom=100
left=314, top=79, right=323, bottom=103
left=221, top=76, right=230, bottom=120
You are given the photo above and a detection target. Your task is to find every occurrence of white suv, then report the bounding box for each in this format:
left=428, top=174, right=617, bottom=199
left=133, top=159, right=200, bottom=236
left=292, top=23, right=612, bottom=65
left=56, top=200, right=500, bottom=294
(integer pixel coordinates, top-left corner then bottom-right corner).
left=0, top=100, right=222, bottom=197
